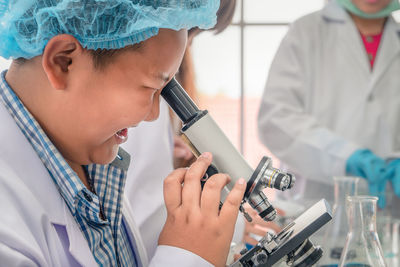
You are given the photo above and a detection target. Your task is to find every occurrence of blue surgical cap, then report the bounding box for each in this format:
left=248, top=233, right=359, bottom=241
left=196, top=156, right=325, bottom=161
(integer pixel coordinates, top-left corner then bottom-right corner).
left=0, top=0, right=219, bottom=59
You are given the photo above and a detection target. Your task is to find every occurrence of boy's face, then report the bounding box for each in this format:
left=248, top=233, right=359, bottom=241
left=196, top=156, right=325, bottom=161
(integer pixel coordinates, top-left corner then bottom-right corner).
left=50, top=29, right=187, bottom=165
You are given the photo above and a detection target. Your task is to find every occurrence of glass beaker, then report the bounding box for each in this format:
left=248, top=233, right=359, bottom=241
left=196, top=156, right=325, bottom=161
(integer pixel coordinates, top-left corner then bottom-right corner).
left=318, top=176, right=359, bottom=267
left=339, top=196, right=386, bottom=267
left=378, top=218, right=400, bottom=267
left=376, top=183, right=400, bottom=266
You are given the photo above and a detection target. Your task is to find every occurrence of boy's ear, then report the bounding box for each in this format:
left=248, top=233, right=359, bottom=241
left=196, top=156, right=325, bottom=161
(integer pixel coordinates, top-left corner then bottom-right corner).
left=42, top=34, right=83, bottom=90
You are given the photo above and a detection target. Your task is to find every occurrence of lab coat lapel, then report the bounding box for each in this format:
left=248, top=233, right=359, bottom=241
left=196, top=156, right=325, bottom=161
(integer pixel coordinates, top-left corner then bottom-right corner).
left=368, top=16, right=400, bottom=96
left=56, top=206, right=98, bottom=267
left=340, top=20, right=371, bottom=78
left=123, top=197, right=149, bottom=267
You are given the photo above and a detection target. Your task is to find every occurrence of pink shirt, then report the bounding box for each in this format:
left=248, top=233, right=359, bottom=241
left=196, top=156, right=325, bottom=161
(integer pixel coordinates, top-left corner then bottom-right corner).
left=360, top=32, right=383, bottom=69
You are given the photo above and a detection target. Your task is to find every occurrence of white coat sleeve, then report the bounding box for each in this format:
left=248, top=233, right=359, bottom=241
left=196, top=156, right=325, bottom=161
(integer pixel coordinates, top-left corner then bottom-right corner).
left=257, top=22, right=359, bottom=183
left=0, top=242, right=38, bottom=267
left=149, top=245, right=214, bottom=267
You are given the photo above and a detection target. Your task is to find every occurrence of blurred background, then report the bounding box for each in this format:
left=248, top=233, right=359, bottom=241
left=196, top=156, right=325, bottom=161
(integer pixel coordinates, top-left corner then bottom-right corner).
left=192, top=0, right=325, bottom=168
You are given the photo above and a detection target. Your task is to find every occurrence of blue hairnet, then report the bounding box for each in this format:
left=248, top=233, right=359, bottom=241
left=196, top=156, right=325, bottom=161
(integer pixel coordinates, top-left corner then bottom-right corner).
left=0, top=0, right=219, bottom=59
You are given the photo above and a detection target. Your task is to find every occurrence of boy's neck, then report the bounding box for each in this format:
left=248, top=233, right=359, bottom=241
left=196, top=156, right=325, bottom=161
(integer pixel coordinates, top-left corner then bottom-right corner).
left=66, top=160, right=92, bottom=190
left=351, top=14, right=386, bottom=36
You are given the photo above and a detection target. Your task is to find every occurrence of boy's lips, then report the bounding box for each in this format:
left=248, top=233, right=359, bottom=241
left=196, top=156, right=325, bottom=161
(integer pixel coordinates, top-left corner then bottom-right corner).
left=114, top=128, right=128, bottom=144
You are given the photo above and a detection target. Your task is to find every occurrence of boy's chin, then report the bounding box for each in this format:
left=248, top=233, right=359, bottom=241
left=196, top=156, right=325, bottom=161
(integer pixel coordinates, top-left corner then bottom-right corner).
left=90, top=145, right=120, bottom=165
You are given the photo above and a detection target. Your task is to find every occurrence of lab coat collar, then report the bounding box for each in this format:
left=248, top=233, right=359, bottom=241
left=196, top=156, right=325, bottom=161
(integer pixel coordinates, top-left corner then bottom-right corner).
left=322, top=0, right=349, bottom=23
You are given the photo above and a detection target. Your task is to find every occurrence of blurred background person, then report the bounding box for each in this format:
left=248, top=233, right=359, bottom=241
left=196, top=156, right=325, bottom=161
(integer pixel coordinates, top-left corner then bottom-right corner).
left=258, top=0, right=400, bottom=216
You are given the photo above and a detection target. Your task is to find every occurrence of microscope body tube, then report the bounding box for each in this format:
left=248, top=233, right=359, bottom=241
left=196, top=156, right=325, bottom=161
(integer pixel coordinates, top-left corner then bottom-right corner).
left=181, top=112, right=277, bottom=221
left=181, top=112, right=254, bottom=197
left=161, top=78, right=285, bottom=221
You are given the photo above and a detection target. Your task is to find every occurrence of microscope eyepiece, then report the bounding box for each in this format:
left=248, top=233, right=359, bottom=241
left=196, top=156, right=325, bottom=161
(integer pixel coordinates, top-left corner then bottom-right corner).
left=161, top=78, right=200, bottom=124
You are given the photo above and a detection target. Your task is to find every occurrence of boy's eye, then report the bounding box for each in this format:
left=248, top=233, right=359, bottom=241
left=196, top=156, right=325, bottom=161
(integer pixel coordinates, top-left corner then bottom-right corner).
left=143, top=86, right=158, bottom=91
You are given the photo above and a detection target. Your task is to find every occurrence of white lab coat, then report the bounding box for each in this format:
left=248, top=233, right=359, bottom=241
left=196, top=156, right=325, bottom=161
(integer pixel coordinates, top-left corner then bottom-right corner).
left=258, top=1, right=400, bottom=209
left=0, top=99, right=212, bottom=266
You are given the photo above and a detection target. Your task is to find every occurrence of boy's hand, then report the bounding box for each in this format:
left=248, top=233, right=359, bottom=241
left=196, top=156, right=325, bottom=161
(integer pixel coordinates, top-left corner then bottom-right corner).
left=158, top=152, right=246, bottom=267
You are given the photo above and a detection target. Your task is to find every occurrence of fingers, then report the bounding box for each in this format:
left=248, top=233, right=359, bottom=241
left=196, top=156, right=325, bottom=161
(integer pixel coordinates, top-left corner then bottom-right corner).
left=243, top=235, right=258, bottom=246
left=181, top=152, right=212, bottom=209
left=233, top=254, right=241, bottom=262
left=254, top=220, right=281, bottom=233
left=392, top=167, right=400, bottom=197
left=276, top=208, right=285, bottom=217
left=245, top=224, right=270, bottom=237
left=377, top=182, right=387, bottom=209
left=200, top=173, right=231, bottom=217
left=393, top=178, right=400, bottom=197
left=174, top=146, right=189, bottom=158
left=174, top=136, right=194, bottom=160
left=249, top=215, right=281, bottom=232
left=243, top=203, right=282, bottom=232
left=368, top=183, right=379, bottom=199
left=163, top=168, right=187, bottom=213
left=219, top=178, right=246, bottom=225
left=377, top=194, right=386, bottom=209
left=369, top=181, right=387, bottom=209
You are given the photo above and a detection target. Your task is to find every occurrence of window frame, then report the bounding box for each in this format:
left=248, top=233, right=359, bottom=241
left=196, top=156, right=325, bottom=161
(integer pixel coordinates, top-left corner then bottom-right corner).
left=233, top=1, right=290, bottom=154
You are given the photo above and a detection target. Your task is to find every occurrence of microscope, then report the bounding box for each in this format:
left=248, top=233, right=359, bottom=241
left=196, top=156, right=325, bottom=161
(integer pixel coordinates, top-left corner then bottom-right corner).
left=161, top=78, right=332, bottom=266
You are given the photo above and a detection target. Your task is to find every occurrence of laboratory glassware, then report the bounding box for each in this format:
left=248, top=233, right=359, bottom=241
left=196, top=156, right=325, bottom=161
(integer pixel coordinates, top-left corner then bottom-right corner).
left=339, top=196, right=386, bottom=267
left=318, top=176, right=359, bottom=267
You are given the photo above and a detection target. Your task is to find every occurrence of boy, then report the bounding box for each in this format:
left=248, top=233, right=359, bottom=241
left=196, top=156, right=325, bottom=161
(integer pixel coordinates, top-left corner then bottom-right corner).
left=0, top=1, right=246, bottom=266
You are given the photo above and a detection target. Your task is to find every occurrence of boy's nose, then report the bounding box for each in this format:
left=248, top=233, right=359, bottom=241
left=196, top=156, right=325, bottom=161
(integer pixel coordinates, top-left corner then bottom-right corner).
left=144, top=93, right=160, bottom=122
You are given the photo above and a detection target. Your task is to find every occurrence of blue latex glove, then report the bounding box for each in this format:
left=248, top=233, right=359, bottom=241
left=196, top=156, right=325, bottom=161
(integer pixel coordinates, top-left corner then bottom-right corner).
left=346, top=149, right=387, bottom=208
left=384, top=159, right=400, bottom=198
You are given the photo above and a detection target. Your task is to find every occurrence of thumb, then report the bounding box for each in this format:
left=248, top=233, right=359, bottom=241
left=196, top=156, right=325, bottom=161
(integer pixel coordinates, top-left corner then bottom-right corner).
left=368, top=183, right=379, bottom=198
left=377, top=193, right=386, bottom=209
left=393, top=179, right=400, bottom=198
left=220, top=178, right=246, bottom=225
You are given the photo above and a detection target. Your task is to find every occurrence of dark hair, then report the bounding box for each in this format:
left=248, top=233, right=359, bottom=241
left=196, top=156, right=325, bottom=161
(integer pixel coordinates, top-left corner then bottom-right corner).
left=13, top=42, right=142, bottom=69
left=88, top=42, right=143, bottom=69
left=214, top=0, right=237, bottom=34
left=188, top=0, right=237, bottom=39
left=176, top=0, right=237, bottom=101
left=14, top=57, right=27, bottom=65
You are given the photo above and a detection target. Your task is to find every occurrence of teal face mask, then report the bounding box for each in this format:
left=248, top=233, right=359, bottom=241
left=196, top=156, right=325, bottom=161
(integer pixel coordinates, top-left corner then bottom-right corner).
left=337, top=0, right=400, bottom=19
